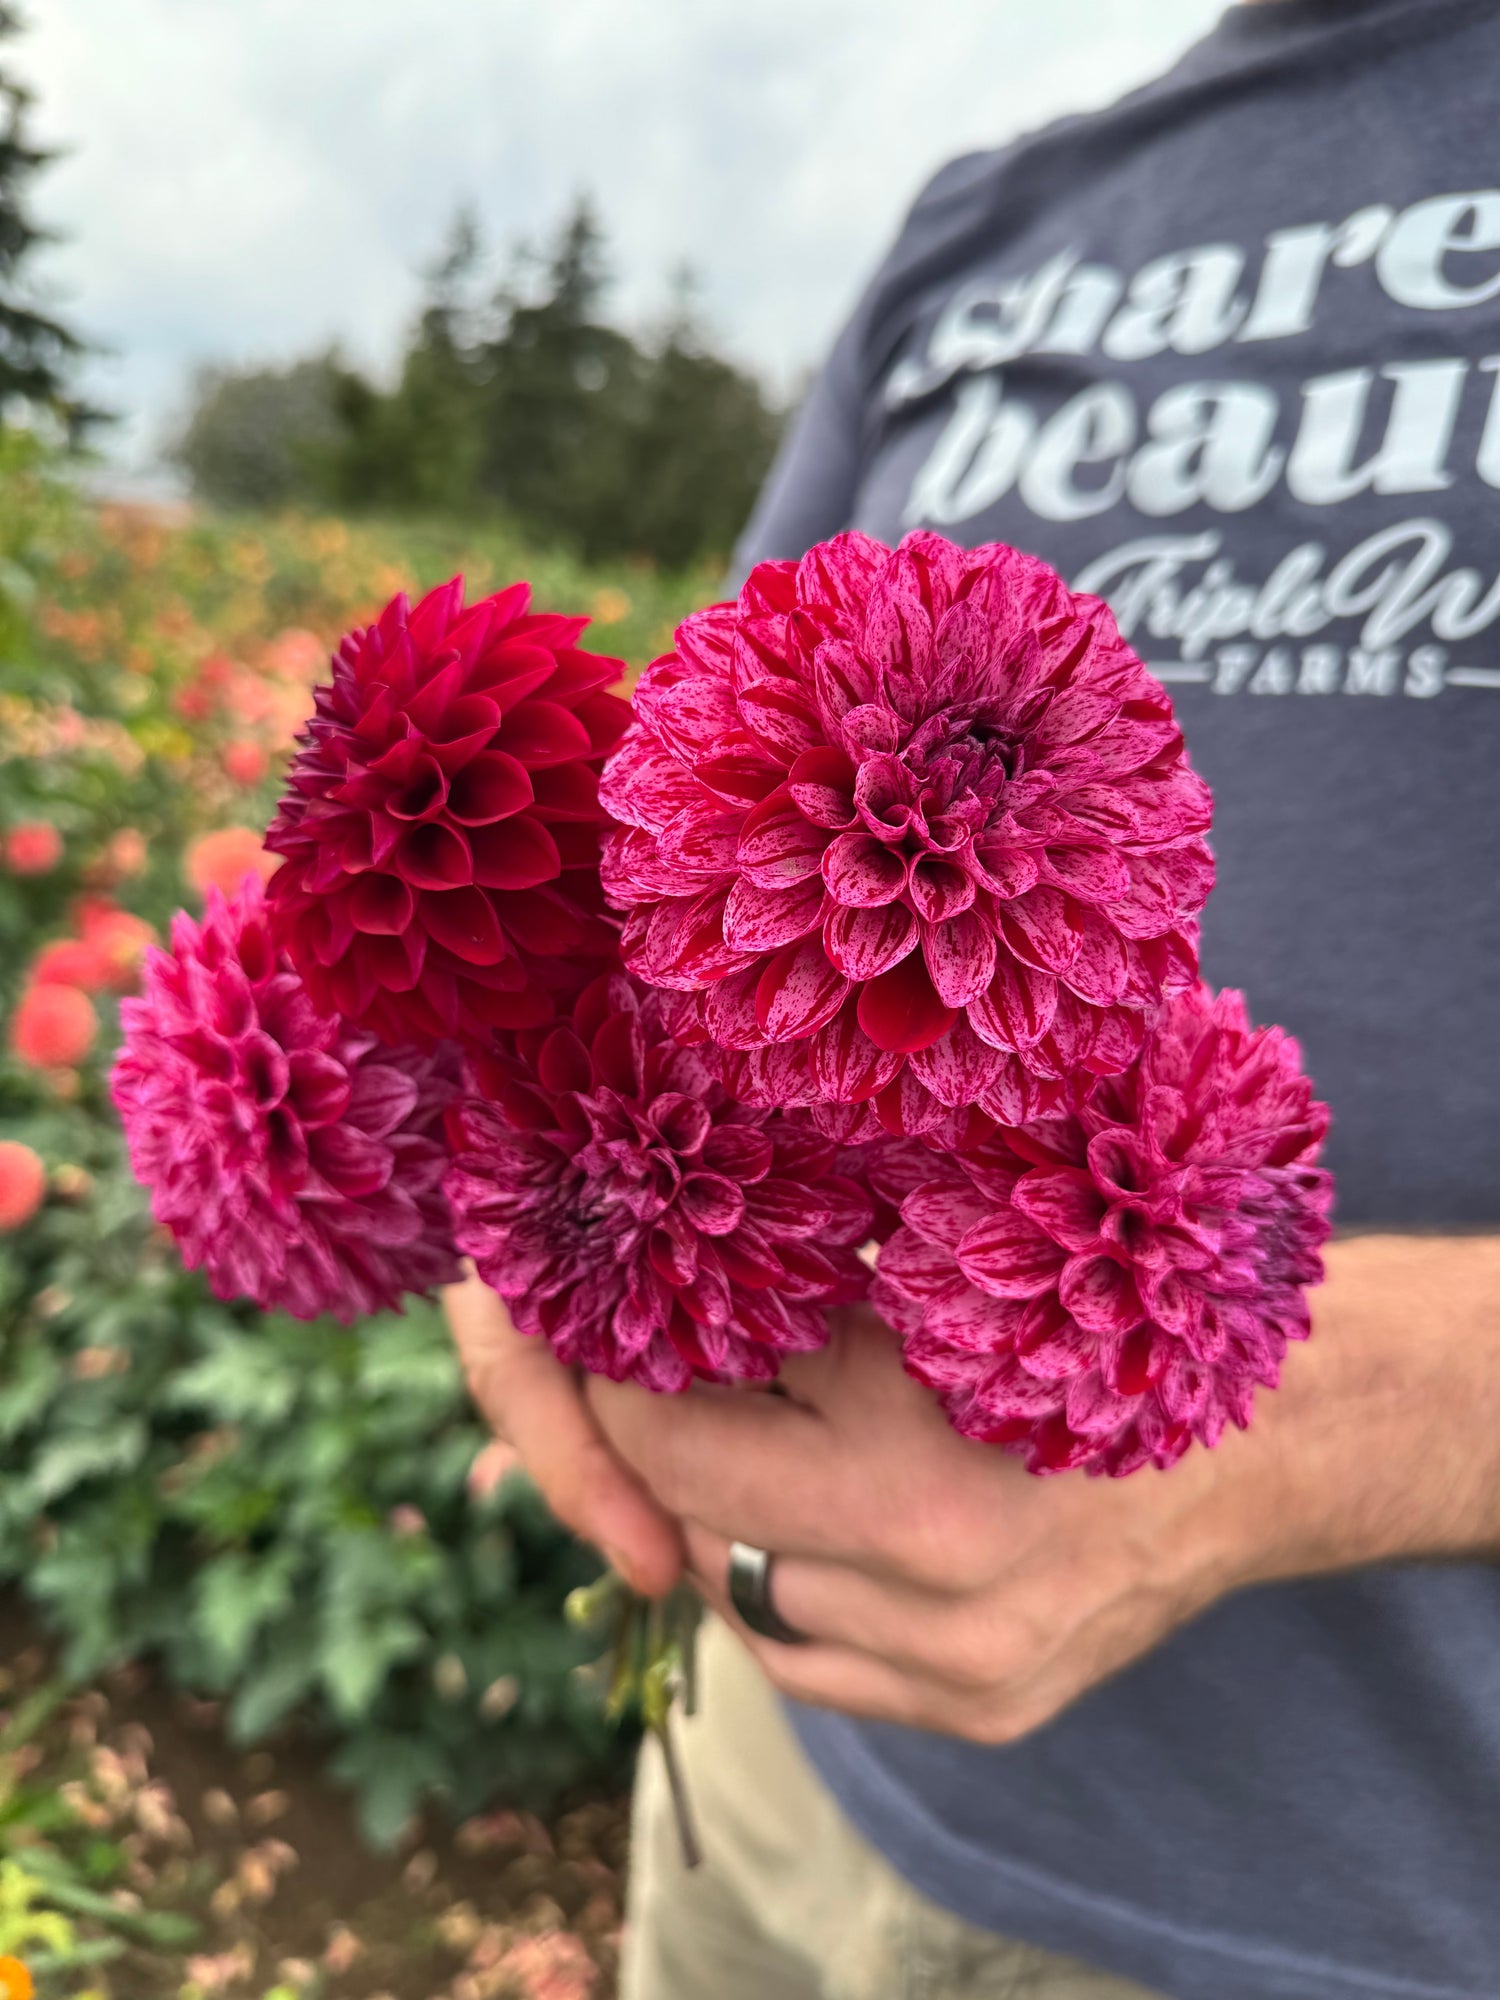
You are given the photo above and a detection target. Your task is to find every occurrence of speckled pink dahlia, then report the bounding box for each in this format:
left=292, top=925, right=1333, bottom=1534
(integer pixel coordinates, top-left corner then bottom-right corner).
left=445, top=971, right=873, bottom=1390
left=601, top=531, right=1213, bottom=1141
left=112, top=878, right=460, bottom=1322
left=266, top=577, right=629, bottom=1051
left=873, top=985, right=1332, bottom=1475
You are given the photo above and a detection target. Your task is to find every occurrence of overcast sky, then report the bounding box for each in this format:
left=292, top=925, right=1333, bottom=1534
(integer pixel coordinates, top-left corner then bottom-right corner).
left=17, top=0, right=1225, bottom=473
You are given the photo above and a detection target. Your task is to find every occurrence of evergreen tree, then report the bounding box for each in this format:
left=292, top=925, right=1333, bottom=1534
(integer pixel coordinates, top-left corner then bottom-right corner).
left=471, top=198, right=644, bottom=559
left=0, top=4, right=86, bottom=427
left=175, top=197, right=783, bottom=569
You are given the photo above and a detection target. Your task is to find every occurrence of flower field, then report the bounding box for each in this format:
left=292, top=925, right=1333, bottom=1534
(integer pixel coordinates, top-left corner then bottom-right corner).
left=0, top=434, right=717, bottom=1999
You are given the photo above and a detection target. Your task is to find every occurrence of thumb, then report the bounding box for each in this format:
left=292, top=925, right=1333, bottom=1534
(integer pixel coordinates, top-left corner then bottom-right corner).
left=444, top=1269, right=684, bottom=1597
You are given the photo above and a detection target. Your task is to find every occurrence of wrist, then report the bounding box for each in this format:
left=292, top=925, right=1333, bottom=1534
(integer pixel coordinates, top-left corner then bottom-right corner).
left=1208, top=1234, right=1500, bottom=1594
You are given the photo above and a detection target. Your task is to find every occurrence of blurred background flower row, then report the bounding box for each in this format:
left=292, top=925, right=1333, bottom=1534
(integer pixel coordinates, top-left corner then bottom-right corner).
left=0, top=0, right=773, bottom=1988
left=0, top=432, right=713, bottom=2000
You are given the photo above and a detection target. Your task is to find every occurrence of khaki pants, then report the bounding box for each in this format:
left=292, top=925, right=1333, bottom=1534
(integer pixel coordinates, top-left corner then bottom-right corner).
left=622, top=1618, right=1164, bottom=2000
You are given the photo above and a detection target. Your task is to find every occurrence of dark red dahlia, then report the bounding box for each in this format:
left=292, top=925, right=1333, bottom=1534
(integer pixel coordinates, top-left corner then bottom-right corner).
left=600, top=531, right=1213, bottom=1142
left=444, top=971, right=873, bottom=1391
left=266, top=577, right=630, bottom=1050
left=112, top=879, right=460, bottom=1323
left=872, top=985, right=1332, bottom=1475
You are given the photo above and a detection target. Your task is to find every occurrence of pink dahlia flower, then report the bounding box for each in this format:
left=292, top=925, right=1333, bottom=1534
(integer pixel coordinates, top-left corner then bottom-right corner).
left=112, top=878, right=460, bottom=1322
left=266, top=577, right=630, bottom=1050
left=445, top=970, right=873, bottom=1390
left=872, top=985, right=1332, bottom=1475
left=601, top=531, right=1212, bottom=1140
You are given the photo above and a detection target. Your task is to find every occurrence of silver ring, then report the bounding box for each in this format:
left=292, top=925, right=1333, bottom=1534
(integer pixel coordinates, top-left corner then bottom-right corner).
left=727, top=1541, right=807, bottom=1646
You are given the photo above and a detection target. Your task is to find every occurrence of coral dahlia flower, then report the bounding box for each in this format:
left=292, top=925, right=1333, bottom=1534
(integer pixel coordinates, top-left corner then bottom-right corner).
left=872, top=985, right=1332, bottom=1476
left=266, top=577, right=630, bottom=1050
left=0, top=1140, right=47, bottom=1231
left=5, top=821, right=63, bottom=876
left=112, top=879, right=460, bottom=1322
left=445, top=970, right=873, bottom=1390
left=601, top=532, right=1212, bottom=1138
left=186, top=828, right=279, bottom=899
left=10, top=983, right=98, bottom=1068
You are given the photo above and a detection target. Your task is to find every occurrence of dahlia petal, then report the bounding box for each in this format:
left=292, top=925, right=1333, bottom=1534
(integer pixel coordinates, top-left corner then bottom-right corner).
left=422, top=887, right=507, bottom=966
left=955, top=1208, right=1068, bottom=1297
left=901, top=1182, right=993, bottom=1250
left=1089, top=715, right=1183, bottom=779
left=446, top=751, right=534, bottom=825
left=473, top=639, right=555, bottom=707
left=840, top=704, right=904, bottom=755
left=909, top=1016, right=1006, bottom=1109
left=853, top=754, right=916, bottom=837
left=424, top=696, right=506, bottom=773
left=857, top=954, right=956, bottom=1055
left=599, top=733, right=703, bottom=832
left=529, top=762, right=602, bottom=821
left=639, top=670, right=739, bottom=758
left=1088, top=1005, right=1147, bottom=1077
left=383, top=753, right=450, bottom=823
left=909, top=858, right=975, bottom=924
left=787, top=746, right=858, bottom=830
left=641, top=889, right=736, bottom=986
left=971, top=842, right=1041, bottom=902
left=724, top=875, right=827, bottom=952
left=812, top=636, right=879, bottom=729
left=659, top=802, right=748, bottom=876
left=1059, top=1253, right=1145, bottom=1336
left=467, top=814, right=562, bottom=891
left=1057, top=1369, right=1136, bottom=1438
left=863, top=549, right=936, bottom=702
left=1060, top=905, right=1129, bottom=1007
left=807, top=1000, right=906, bottom=1103
left=286, top=1048, right=351, bottom=1126
left=488, top=888, right=583, bottom=957
left=797, top=532, right=889, bottom=622
left=692, top=740, right=783, bottom=807
left=701, top=1124, right=774, bottom=1180
left=921, top=910, right=997, bottom=1009
left=824, top=902, right=917, bottom=981
left=1000, top=886, right=1083, bottom=976
left=574, top=689, right=634, bottom=755
left=350, top=873, right=415, bottom=936
left=876, top=1225, right=965, bottom=1300
left=755, top=938, right=851, bottom=1043
left=822, top=832, right=907, bottom=908
left=737, top=679, right=823, bottom=761
left=673, top=1172, right=746, bottom=1239
left=737, top=791, right=831, bottom=887
left=874, top=1067, right=950, bottom=1137
left=1041, top=844, right=1132, bottom=904
left=396, top=823, right=474, bottom=891
left=1010, top=1171, right=1108, bottom=1252
left=344, top=1062, right=421, bottom=1138
left=808, top=1097, right=883, bottom=1143
left=969, top=957, right=1058, bottom=1053
left=495, top=697, right=593, bottom=769
left=701, top=964, right=766, bottom=1049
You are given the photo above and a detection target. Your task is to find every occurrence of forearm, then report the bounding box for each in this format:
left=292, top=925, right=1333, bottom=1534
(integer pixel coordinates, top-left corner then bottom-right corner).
left=1219, top=1233, right=1500, bottom=1593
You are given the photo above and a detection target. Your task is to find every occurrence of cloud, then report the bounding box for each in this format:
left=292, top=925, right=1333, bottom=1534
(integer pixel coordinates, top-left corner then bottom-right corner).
left=15, top=0, right=1222, bottom=467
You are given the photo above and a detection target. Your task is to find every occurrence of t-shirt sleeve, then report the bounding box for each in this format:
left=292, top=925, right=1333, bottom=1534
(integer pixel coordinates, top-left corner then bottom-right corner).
left=729, top=150, right=998, bottom=589
left=728, top=328, right=866, bottom=584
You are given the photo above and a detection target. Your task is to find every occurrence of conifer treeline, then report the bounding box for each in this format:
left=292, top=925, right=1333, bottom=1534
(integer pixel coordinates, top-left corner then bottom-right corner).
left=176, top=202, right=784, bottom=571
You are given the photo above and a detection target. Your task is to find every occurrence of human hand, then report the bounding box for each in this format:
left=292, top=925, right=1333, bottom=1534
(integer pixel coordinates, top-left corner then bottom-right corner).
left=443, top=1264, right=684, bottom=1597
left=585, top=1234, right=1500, bottom=1741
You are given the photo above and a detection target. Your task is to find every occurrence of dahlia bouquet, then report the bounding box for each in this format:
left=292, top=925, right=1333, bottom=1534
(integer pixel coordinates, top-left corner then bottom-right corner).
left=111, top=533, right=1333, bottom=1849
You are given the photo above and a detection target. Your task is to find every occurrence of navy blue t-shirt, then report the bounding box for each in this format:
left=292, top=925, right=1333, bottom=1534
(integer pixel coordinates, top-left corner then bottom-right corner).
left=732, top=1, right=1500, bottom=1993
